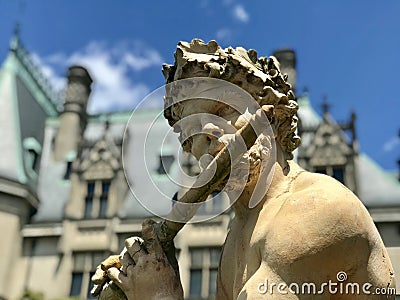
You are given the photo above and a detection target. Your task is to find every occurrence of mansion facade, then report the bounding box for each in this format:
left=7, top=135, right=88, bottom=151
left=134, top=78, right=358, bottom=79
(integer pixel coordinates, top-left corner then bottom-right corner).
left=0, top=35, right=399, bottom=300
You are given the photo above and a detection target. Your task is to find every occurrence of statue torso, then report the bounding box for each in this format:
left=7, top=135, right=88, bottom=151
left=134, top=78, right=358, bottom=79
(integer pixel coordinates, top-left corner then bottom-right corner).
left=216, top=171, right=395, bottom=300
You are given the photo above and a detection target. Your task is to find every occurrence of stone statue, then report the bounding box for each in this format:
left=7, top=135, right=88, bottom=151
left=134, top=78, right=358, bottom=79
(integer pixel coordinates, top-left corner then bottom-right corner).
left=92, top=39, right=396, bottom=299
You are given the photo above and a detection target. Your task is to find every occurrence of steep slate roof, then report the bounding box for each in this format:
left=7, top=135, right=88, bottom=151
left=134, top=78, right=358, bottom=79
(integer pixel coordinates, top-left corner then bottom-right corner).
left=34, top=123, right=70, bottom=221
left=121, top=109, right=181, bottom=218
left=297, top=94, right=400, bottom=208
left=34, top=92, right=400, bottom=222
left=6, top=33, right=396, bottom=222
left=0, top=33, right=57, bottom=193
left=35, top=114, right=125, bottom=222
left=295, top=94, right=320, bottom=162
left=358, top=154, right=400, bottom=208
left=35, top=108, right=181, bottom=222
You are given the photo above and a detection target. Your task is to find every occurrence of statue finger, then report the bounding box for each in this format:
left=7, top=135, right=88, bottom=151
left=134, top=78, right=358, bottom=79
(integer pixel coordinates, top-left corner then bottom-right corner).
left=107, top=267, right=127, bottom=290
left=125, top=236, right=147, bottom=263
left=141, top=219, right=165, bottom=261
left=119, top=247, right=135, bottom=274
left=91, top=254, right=121, bottom=297
left=92, top=265, right=107, bottom=284
left=91, top=265, right=109, bottom=297
left=90, top=283, right=104, bottom=297
left=100, top=254, right=121, bottom=271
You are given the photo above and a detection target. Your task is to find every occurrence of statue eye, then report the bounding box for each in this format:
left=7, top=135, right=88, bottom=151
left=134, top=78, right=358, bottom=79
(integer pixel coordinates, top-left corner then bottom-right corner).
left=218, top=106, right=236, bottom=117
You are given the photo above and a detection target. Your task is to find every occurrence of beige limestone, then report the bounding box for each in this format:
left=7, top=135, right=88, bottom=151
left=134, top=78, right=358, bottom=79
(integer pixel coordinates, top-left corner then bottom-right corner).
left=95, top=39, right=395, bottom=299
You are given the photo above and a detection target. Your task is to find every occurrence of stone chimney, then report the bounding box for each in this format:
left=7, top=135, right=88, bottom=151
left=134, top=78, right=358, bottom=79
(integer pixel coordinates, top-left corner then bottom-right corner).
left=54, top=66, right=92, bottom=161
left=272, top=49, right=297, bottom=93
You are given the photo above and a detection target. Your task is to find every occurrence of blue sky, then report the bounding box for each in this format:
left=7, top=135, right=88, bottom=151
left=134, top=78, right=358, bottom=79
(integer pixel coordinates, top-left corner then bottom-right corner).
left=0, top=0, right=399, bottom=171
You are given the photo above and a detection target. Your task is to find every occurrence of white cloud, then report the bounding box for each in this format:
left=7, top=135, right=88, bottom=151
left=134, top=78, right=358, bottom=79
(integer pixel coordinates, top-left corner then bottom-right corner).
left=34, top=40, right=163, bottom=113
left=122, top=49, right=163, bottom=72
left=232, top=4, right=249, bottom=23
left=383, top=136, right=400, bottom=152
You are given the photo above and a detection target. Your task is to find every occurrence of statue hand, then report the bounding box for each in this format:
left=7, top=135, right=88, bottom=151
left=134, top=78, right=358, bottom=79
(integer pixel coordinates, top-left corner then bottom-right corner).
left=107, top=219, right=184, bottom=300
left=91, top=255, right=123, bottom=298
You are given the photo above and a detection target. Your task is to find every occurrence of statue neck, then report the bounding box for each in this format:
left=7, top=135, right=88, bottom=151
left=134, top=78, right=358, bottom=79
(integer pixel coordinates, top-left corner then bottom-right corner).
left=231, top=147, right=301, bottom=217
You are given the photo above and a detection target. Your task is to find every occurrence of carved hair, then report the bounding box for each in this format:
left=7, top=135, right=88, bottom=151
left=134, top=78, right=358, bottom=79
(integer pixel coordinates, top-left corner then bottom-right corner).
left=162, top=39, right=301, bottom=159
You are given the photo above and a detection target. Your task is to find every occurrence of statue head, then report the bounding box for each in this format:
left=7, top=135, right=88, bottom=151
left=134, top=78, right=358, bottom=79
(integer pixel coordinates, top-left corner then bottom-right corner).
left=162, top=39, right=301, bottom=160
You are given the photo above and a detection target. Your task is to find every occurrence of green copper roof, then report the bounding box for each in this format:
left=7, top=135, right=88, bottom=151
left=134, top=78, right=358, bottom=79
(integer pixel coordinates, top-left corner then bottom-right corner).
left=0, top=60, right=27, bottom=184
left=46, top=109, right=165, bottom=128
left=0, top=33, right=60, bottom=189
left=7, top=33, right=58, bottom=117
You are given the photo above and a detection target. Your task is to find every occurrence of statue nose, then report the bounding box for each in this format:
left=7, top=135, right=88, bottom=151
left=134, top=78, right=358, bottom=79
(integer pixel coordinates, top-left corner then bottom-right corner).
left=203, top=123, right=224, bottom=139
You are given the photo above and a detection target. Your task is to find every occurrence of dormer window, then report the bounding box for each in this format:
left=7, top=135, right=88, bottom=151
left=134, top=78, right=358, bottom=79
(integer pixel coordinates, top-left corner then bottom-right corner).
left=332, top=166, right=345, bottom=183
left=315, top=167, right=327, bottom=175
left=84, top=182, right=95, bottom=219
left=23, top=137, right=42, bottom=176
left=314, top=165, right=345, bottom=184
left=84, top=180, right=111, bottom=219
left=99, top=181, right=110, bottom=218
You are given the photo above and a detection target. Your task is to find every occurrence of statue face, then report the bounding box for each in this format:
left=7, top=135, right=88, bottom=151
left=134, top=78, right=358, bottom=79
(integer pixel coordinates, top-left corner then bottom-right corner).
left=176, top=98, right=274, bottom=196
left=177, top=99, right=248, bottom=160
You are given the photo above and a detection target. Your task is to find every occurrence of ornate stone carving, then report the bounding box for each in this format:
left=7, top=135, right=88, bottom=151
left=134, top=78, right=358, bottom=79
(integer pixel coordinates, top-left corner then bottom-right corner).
left=93, top=39, right=395, bottom=300
left=78, top=133, right=122, bottom=181
left=162, top=39, right=300, bottom=160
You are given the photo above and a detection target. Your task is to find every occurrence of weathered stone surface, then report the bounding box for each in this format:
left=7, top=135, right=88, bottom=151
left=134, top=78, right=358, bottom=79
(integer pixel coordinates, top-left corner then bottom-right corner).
left=162, top=39, right=299, bottom=160
left=95, top=39, right=395, bottom=300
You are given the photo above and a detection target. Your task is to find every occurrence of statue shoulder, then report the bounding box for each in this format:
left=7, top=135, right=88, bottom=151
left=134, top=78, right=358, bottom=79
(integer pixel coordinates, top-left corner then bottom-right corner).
left=277, top=170, right=374, bottom=236
left=261, top=171, right=392, bottom=290
left=292, top=170, right=358, bottom=204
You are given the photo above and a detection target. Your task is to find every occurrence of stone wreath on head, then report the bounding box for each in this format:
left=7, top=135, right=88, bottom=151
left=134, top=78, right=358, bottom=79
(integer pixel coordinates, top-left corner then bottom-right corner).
left=162, top=39, right=301, bottom=160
